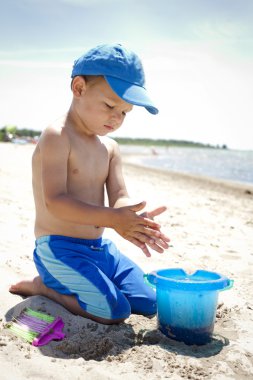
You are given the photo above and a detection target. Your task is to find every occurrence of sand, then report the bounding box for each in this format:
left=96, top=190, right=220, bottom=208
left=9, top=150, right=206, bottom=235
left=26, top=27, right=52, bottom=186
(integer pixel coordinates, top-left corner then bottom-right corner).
left=0, top=142, right=253, bottom=380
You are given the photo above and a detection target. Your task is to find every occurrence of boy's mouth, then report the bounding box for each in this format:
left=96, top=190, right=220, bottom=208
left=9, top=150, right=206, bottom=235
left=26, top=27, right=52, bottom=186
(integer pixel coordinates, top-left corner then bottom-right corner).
left=104, top=125, right=114, bottom=131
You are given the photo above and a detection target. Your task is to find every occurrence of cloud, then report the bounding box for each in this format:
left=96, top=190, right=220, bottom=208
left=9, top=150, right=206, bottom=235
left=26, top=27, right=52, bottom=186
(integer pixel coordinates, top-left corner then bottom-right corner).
left=56, top=0, right=120, bottom=6
left=193, top=20, right=250, bottom=41
left=0, top=47, right=86, bottom=56
left=0, top=59, right=71, bottom=69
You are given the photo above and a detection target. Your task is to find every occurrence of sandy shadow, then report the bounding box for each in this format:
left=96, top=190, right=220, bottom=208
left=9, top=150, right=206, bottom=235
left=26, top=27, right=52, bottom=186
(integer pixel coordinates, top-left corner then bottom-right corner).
left=4, top=296, right=229, bottom=361
left=138, top=329, right=229, bottom=358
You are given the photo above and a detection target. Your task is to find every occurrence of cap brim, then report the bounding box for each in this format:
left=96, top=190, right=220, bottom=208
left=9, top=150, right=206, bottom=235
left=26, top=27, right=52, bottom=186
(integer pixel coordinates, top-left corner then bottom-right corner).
left=105, top=76, right=159, bottom=115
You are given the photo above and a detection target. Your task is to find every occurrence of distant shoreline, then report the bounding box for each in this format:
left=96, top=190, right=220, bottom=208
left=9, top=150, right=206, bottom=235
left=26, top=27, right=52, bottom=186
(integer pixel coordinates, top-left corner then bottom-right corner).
left=120, top=144, right=253, bottom=187
left=122, top=159, right=253, bottom=195
left=114, top=137, right=229, bottom=150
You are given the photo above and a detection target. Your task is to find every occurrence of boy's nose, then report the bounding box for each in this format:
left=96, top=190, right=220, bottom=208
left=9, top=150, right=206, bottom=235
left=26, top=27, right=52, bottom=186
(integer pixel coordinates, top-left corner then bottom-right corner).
left=111, top=111, right=124, bottom=123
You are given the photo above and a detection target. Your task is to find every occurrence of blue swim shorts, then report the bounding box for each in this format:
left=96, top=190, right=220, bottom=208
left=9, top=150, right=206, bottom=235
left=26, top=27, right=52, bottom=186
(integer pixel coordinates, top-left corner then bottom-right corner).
left=33, top=235, right=157, bottom=320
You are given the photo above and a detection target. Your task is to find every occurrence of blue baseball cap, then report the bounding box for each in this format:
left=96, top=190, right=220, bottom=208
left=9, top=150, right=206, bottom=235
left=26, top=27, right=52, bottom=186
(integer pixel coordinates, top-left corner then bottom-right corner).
left=71, top=44, right=158, bottom=115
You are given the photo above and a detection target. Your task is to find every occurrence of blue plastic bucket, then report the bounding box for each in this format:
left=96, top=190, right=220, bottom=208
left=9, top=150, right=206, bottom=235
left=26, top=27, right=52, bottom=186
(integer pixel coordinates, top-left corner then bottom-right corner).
left=144, top=268, right=233, bottom=345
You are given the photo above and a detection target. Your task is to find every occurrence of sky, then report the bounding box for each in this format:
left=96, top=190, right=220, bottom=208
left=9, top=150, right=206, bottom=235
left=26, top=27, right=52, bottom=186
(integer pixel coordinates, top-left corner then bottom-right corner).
left=0, top=0, right=253, bottom=150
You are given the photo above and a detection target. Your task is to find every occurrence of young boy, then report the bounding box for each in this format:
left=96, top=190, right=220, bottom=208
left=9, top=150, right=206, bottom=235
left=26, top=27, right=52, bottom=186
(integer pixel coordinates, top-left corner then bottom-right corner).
left=10, top=44, right=170, bottom=324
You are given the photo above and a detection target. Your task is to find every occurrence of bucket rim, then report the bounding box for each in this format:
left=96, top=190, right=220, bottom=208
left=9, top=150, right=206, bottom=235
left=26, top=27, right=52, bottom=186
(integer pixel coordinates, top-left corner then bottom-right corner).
left=146, top=268, right=231, bottom=291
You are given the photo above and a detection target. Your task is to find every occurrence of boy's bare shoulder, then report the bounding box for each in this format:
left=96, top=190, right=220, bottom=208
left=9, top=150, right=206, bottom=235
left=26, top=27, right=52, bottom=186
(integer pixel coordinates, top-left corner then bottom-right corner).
left=99, top=136, right=120, bottom=157
left=39, top=117, right=69, bottom=143
left=35, top=117, right=71, bottom=158
left=99, top=135, right=117, bottom=147
left=41, top=116, right=67, bottom=137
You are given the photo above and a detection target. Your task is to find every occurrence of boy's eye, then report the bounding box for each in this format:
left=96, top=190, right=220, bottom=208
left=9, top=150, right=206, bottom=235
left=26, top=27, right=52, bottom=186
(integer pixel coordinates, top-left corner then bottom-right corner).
left=105, top=103, right=127, bottom=116
left=105, top=103, right=114, bottom=109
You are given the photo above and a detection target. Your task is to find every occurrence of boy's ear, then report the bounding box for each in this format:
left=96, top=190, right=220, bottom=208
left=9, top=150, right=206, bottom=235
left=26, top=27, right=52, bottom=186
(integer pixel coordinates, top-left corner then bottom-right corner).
left=71, top=76, right=87, bottom=97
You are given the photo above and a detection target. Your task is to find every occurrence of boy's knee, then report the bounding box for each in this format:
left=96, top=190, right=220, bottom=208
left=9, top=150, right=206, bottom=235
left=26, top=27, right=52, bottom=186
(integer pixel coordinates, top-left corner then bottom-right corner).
left=110, top=295, right=131, bottom=320
left=80, top=297, right=131, bottom=325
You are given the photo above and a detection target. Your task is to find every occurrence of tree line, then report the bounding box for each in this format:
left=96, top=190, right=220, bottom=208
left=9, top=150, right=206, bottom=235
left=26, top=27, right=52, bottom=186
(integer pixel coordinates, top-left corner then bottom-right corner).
left=0, top=125, right=41, bottom=142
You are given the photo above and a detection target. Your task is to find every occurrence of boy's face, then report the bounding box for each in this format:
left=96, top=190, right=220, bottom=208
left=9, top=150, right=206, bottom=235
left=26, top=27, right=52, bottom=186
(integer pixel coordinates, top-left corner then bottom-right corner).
left=73, top=76, right=133, bottom=136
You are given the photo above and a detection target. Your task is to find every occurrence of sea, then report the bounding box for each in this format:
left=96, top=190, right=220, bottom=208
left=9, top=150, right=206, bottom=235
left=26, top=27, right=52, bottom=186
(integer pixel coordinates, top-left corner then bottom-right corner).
left=120, top=146, right=253, bottom=186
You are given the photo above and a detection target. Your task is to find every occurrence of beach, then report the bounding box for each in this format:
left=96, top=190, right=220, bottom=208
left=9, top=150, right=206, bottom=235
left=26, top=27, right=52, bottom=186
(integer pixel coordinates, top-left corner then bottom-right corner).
left=0, top=142, right=253, bottom=380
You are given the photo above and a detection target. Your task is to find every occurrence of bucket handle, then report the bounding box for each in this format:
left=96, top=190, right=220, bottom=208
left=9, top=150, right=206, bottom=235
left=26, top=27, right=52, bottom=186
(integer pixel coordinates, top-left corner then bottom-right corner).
left=143, top=274, right=156, bottom=289
left=220, top=279, right=234, bottom=291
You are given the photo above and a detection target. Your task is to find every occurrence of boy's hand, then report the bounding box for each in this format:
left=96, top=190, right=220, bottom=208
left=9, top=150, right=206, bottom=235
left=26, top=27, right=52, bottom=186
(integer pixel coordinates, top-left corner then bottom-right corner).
left=113, top=201, right=170, bottom=257
left=140, top=205, right=170, bottom=256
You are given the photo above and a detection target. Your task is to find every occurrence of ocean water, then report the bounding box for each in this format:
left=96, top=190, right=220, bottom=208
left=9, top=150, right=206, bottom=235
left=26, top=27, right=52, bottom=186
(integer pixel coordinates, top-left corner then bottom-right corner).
left=121, top=146, right=253, bottom=185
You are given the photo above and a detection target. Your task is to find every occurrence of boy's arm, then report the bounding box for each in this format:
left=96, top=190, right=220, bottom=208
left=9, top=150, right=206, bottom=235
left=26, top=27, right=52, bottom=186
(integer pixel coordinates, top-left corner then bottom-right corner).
left=106, top=140, right=170, bottom=256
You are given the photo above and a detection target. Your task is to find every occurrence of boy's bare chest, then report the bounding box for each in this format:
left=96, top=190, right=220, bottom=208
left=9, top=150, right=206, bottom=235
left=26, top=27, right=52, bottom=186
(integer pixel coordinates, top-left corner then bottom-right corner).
left=68, top=139, right=110, bottom=185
